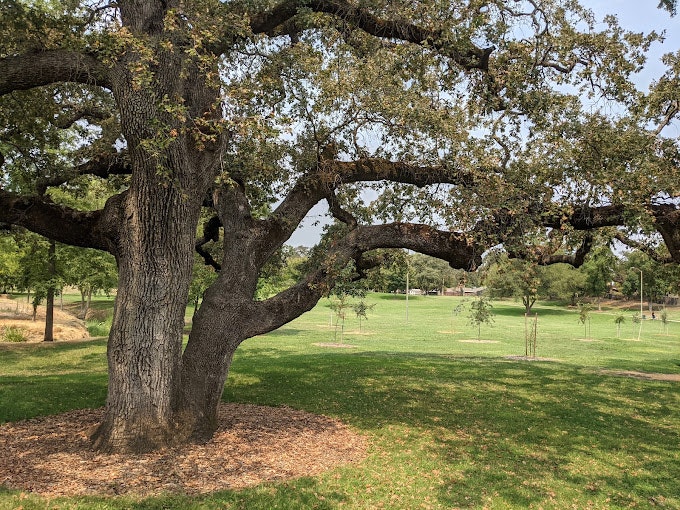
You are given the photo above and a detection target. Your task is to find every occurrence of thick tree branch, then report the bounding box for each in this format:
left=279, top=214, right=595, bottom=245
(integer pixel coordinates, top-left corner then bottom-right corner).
left=249, top=0, right=493, bottom=71
left=35, top=151, right=131, bottom=194
left=652, top=205, right=680, bottom=263
left=540, top=204, right=627, bottom=230
left=269, top=157, right=476, bottom=247
left=0, top=50, right=111, bottom=96
left=507, top=233, right=594, bottom=268
left=195, top=215, right=222, bottom=271
left=52, top=105, right=112, bottom=129
left=0, top=188, right=118, bottom=252
left=326, top=191, right=357, bottom=228
left=246, top=221, right=481, bottom=337
left=613, top=232, right=673, bottom=263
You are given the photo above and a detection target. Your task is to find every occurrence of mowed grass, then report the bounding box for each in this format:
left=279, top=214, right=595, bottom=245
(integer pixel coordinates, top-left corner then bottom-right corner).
left=0, top=294, right=678, bottom=509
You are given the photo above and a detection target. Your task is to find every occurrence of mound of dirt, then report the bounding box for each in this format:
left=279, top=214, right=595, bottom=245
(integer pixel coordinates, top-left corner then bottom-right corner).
left=0, top=298, right=89, bottom=343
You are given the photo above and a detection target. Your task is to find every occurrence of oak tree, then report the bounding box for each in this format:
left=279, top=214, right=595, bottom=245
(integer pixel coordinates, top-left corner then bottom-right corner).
left=0, top=0, right=673, bottom=452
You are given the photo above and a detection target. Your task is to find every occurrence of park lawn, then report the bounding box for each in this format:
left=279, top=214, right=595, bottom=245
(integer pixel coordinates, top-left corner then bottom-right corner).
left=0, top=293, right=678, bottom=509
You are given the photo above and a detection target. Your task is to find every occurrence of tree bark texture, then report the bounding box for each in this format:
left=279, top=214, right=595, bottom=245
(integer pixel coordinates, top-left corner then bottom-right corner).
left=90, top=167, right=204, bottom=452
left=43, top=239, right=56, bottom=342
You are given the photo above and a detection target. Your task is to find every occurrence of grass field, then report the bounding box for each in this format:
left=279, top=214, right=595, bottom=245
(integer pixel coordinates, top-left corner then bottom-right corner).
left=1, top=293, right=679, bottom=509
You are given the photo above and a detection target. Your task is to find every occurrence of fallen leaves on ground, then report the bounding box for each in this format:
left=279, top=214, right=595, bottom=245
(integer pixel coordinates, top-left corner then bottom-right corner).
left=0, top=403, right=367, bottom=498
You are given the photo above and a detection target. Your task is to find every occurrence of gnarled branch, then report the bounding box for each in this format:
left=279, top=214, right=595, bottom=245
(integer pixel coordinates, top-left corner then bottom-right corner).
left=249, top=0, right=493, bottom=71
left=35, top=151, right=131, bottom=195
left=0, top=50, right=111, bottom=96
left=195, top=215, right=222, bottom=271
left=0, top=188, right=117, bottom=252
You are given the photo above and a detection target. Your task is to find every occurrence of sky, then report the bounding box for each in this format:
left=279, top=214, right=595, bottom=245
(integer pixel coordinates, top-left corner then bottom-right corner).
left=285, top=1, right=680, bottom=247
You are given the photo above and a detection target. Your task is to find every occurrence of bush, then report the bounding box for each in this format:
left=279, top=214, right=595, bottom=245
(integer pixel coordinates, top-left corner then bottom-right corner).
left=1, top=325, right=28, bottom=342
left=86, top=318, right=111, bottom=337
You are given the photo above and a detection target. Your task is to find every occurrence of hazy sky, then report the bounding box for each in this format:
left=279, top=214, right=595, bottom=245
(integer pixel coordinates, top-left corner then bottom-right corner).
left=286, top=2, right=679, bottom=247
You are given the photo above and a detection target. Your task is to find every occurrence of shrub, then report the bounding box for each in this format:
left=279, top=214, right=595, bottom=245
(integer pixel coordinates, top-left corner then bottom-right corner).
left=86, top=318, right=111, bottom=337
left=1, top=325, right=28, bottom=343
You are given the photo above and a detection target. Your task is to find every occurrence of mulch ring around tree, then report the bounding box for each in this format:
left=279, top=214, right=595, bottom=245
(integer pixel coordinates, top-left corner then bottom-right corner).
left=0, top=403, right=368, bottom=498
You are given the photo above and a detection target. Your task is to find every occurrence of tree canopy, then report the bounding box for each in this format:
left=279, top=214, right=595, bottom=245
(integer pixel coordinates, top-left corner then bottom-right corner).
left=1, top=0, right=678, bottom=452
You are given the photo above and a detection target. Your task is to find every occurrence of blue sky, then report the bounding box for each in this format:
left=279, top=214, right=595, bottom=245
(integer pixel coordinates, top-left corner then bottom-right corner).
left=286, top=2, right=679, bottom=247
left=587, top=0, right=680, bottom=87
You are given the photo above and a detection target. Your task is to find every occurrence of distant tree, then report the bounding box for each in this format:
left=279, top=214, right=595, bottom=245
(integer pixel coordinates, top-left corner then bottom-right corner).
left=484, top=253, right=545, bottom=314
left=541, top=264, right=586, bottom=305
left=0, top=233, right=21, bottom=293
left=620, top=252, right=680, bottom=309
left=364, top=251, right=407, bottom=293
left=61, top=246, right=118, bottom=318
left=581, top=247, right=616, bottom=310
left=408, top=253, right=458, bottom=295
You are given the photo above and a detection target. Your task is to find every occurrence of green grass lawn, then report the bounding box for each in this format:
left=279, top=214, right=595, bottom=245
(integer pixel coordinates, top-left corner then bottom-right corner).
left=1, top=294, right=679, bottom=509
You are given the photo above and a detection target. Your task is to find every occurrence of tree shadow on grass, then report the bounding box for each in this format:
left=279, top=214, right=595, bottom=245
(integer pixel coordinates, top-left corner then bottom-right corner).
left=226, top=350, right=680, bottom=508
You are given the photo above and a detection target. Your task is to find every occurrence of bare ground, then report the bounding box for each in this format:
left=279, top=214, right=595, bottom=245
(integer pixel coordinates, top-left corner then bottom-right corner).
left=0, top=297, right=88, bottom=342
left=596, top=369, right=680, bottom=382
left=0, top=404, right=367, bottom=498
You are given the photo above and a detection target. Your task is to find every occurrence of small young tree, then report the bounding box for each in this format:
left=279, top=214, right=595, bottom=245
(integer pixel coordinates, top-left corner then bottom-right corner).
left=614, top=314, right=626, bottom=338
left=353, top=300, right=375, bottom=332
left=468, top=296, right=494, bottom=340
left=632, top=312, right=642, bottom=340
left=525, top=313, right=538, bottom=357
left=578, top=302, right=593, bottom=340
left=329, top=294, right=352, bottom=342
left=660, top=310, right=669, bottom=335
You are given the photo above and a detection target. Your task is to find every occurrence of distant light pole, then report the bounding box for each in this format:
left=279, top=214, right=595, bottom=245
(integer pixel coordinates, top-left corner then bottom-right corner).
left=405, top=256, right=410, bottom=324
left=631, top=266, right=643, bottom=340
left=631, top=267, right=643, bottom=318
left=406, top=262, right=411, bottom=324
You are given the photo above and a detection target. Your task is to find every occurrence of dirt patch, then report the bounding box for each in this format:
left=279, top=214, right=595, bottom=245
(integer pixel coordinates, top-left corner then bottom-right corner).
left=0, top=403, right=367, bottom=498
left=505, top=355, right=559, bottom=362
left=313, top=342, right=357, bottom=348
left=458, top=339, right=499, bottom=344
left=0, top=298, right=88, bottom=343
left=598, top=369, right=680, bottom=382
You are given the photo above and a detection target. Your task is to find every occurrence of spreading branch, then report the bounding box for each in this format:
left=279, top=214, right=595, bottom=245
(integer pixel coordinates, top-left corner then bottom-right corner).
left=0, top=188, right=117, bottom=252
left=613, top=232, right=673, bottom=263
left=35, top=151, right=131, bottom=195
left=248, top=0, right=493, bottom=71
left=247, top=221, right=481, bottom=338
left=0, top=50, right=111, bottom=96
left=652, top=205, right=680, bottom=263
left=268, top=157, right=477, bottom=247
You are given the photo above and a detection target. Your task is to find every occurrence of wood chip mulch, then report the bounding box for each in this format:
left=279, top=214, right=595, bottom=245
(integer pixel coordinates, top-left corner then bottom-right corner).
left=0, top=403, right=368, bottom=498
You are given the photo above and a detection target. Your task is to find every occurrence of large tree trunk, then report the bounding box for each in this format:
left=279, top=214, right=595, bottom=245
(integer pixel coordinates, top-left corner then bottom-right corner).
left=43, top=239, right=56, bottom=342
left=177, top=226, right=262, bottom=441
left=91, top=178, right=202, bottom=452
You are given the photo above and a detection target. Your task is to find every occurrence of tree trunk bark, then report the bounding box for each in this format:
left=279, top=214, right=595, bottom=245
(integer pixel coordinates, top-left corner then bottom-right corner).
left=43, top=239, right=56, bottom=342
left=90, top=175, right=202, bottom=453
left=177, top=250, right=257, bottom=441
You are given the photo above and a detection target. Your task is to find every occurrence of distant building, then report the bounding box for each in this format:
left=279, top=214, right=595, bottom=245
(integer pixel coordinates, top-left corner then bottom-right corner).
left=446, top=286, right=485, bottom=296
